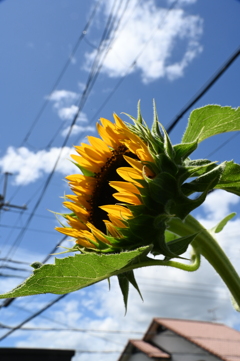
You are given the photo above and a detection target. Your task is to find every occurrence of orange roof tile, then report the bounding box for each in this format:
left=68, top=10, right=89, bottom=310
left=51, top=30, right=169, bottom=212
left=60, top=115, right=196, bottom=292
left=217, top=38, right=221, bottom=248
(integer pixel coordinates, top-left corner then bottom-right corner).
left=130, top=340, right=170, bottom=359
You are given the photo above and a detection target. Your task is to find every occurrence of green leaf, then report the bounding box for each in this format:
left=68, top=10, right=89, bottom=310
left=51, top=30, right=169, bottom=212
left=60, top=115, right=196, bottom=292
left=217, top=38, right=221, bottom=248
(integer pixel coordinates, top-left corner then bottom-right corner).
left=215, top=161, right=240, bottom=196
left=0, top=247, right=150, bottom=299
left=182, top=105, right=240, bottom=143
left=211, top=213, right=236, bottom=234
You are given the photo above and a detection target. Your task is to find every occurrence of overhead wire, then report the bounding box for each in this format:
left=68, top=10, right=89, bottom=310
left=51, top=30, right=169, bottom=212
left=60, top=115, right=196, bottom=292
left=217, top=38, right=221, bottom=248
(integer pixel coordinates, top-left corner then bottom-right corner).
left=166, top=46, right=240, bottom=134
left=0, top=0, right=128, bottom=308
left=3, top=1, right=100, bottom=206
left=20, top=0, right=101, bottom=146
left=0, top=0, right=126, bottom=267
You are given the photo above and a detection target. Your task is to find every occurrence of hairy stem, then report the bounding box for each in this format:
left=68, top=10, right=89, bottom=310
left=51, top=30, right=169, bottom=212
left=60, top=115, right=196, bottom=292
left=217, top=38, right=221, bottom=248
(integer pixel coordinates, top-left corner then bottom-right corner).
left=168, top=215, right=240, bottom=309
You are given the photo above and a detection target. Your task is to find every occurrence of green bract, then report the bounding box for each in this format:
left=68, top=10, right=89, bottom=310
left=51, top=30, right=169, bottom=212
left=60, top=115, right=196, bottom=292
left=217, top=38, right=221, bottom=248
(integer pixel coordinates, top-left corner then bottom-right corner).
left=1, top=104, right=240, bottom=312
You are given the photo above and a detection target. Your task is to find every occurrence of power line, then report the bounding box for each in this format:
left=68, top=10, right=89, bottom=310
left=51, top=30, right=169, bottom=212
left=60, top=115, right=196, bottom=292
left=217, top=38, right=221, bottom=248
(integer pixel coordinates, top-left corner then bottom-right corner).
left=0, top=294, right=67, bottom=342
left=0, top=0, right=129, bottom=287
left=0, top=223, right=56, bottom=235
left=166, top=46, right=240, bottom=133
left=206, top=131, right=240, bottom=158
left=0, top=258, right=29, bottom=265
left=0, top=0, right=128, bottom=266
left=21, top=1, right=101, bottom=146
left=0, top=323, right=143, bottom=334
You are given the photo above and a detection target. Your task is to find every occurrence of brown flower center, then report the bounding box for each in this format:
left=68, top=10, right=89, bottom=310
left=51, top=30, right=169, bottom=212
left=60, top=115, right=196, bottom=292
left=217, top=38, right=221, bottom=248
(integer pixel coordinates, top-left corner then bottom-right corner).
left=88, top=145, right=138, bottom=233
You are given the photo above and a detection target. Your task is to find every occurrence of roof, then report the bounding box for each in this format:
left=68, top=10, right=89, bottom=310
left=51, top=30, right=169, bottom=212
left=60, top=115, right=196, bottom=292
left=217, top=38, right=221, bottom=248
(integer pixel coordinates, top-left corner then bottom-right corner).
left=130, top=340, right=170, bottom=359
left=118, top=339, right=170, bottom=361
left=144, top=318, right=240, bottom=361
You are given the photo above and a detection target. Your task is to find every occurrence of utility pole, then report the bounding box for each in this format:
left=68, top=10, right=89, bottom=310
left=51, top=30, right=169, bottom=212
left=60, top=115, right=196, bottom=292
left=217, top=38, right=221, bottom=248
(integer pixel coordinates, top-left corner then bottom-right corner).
left=0, top=173, right=27, bottom=211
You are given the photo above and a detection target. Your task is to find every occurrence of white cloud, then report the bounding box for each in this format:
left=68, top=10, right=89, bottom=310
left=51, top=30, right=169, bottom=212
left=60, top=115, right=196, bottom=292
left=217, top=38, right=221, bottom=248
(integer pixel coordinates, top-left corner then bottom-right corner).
left=61, top=125, right=95, bottom=137
left=47, top=90, right=93, bottom=136
left=0, top=146, right=78, bottom=185
left=168, top=0, right=197, bottom=4
left=47, top=90, right=78, bottom=103
left=85, top=0, right=203, bottom=83
left=198, top=189, right=240, bottom=223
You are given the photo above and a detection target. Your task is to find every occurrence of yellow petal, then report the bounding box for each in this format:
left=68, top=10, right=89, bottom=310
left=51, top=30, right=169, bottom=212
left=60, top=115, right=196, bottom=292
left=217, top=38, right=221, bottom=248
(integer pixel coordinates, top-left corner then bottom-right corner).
left=86, top=222, right=111, bottom=245
left=96, top=123, right=116, bottom=148
left=136, top=147, right=153, bottom=162
left=117, top=167, right=143, bottom=185
left=113, top=113, right=128, bottom=130
left=55, top=226, right=82, bottom=239
left=123, top=155, right=143, bottom=172
left=109, top=181, right=141, bottom=194
left=99, top=204, right=132, bottom=219
left=63, top=201, right=89, bottom=222
left=108, top=214, right=127, bottom=228
left=87, top=136, right=112, bottom=156
left=71, top=154, right=101, bottom=173
left=113, top=192, right=142, bottom=205
left=103, top=220, right=122, bottom=238
left=66, top=216, right=88, bottom=230
left=66, top=195, right=91, bottom=210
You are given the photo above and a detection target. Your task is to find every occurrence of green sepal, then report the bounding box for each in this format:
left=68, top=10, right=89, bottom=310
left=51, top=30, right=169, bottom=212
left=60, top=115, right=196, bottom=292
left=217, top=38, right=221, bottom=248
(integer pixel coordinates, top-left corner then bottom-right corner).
left=181, top=162, right=225, bottom=195
left=137, top=100, right=144, bottom=124
left=210, top=213, right=236, bottom=234
left=166, top=232, right=199, bottom=257
left=151, top=100, right=164, bottom=141
left=161, top=124, right=175, bottom=159
left=125, top=270, right=143, bottom=301
left=117, top=273, right=129, bottom=313
left=173, top=139, right=198, bottom=164
left=72, top=161, right=95, bottom=177
left=154, top=154, right=178, bottom=175
left=166, top=190, right=209, bottom=220
left=118, top=270, right=143, bottom=313
left=178, top=160, right=218, bottom=186
left=147, top=172, right=178, bottom=205
left=215, top=161, right=240, bottom=196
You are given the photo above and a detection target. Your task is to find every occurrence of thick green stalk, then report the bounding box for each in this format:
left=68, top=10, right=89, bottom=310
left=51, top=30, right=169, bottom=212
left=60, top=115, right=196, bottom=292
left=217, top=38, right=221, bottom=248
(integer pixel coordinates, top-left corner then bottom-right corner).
left=168, top=215, right=240, bottom=309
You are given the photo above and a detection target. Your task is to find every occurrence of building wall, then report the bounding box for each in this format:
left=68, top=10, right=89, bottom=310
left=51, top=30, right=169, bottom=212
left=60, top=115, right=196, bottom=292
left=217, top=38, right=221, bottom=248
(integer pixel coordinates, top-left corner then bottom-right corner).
left=152, top=330, right=221, bottom=361
left=128, top=353, right=153, bottom=361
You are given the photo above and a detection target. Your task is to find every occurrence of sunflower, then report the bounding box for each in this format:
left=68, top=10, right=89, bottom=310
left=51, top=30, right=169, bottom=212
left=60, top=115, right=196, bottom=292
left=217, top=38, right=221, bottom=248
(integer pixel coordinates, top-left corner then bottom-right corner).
left=55, top=113, right=157, bottom=253
left=55, top=105, right=217, bottom=257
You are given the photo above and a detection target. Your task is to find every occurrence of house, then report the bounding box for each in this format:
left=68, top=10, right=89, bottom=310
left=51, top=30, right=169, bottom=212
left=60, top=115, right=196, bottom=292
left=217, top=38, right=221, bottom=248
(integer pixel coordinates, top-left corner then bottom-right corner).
left=118, top=318, right=240, bottom=361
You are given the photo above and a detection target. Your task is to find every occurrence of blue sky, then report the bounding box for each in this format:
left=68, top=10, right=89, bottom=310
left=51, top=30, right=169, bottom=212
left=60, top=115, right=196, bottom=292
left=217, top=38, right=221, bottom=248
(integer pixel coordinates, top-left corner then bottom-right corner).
left=0, top=0, right=240, bottom=359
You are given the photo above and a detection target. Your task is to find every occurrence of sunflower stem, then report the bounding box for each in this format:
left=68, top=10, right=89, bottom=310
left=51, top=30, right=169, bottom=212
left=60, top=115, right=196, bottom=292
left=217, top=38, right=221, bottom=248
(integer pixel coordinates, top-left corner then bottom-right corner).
left=167, top=215, right=240, bottom=309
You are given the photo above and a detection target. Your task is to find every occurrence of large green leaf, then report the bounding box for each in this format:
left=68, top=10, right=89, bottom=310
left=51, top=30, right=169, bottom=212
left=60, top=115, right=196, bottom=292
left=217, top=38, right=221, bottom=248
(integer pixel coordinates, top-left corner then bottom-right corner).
left=182, top=105, right=240, bottom=143
left=0, top=247, right=150, bottom=299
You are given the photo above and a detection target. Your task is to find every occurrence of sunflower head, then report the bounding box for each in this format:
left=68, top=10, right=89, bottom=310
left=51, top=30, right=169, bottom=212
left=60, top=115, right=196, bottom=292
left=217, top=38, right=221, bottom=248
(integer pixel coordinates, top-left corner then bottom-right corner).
left=56, top=102, right=222, bottom=258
